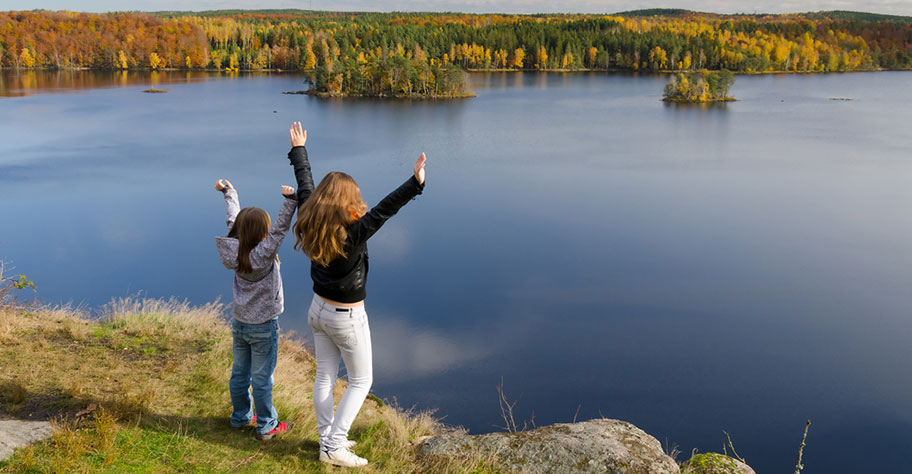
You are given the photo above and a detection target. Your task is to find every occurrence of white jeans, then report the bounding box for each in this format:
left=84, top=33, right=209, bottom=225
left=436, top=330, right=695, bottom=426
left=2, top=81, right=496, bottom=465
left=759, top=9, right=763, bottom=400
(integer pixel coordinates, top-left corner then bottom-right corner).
left=308, top=295, right=373, bottom=451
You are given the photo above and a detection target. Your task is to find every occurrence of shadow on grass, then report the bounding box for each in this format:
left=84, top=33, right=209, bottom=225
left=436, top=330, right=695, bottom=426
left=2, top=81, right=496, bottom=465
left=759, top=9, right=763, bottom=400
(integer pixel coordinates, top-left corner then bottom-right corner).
left=126, top=411, right=322, bottom=462
left=1, top=382, right=323, bottom=465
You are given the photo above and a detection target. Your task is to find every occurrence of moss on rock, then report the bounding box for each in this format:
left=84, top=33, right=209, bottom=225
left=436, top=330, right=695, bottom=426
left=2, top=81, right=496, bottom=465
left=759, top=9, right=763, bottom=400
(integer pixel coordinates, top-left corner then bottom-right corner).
left=681, top=453, right=755, bottom=474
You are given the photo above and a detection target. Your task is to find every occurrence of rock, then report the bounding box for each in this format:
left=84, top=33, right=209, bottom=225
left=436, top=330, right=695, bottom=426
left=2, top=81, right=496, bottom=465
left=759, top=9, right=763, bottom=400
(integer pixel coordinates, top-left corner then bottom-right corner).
left=681, top=453, right=756, bottom=474
left=420, top=418, right=679, bottom=474
left=0, top=418, right=54, bottom=461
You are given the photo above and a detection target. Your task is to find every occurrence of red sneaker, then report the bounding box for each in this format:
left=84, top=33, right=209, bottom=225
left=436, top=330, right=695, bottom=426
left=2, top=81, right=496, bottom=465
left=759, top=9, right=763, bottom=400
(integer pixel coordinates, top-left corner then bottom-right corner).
left=257, top=421, right=291, bottom=440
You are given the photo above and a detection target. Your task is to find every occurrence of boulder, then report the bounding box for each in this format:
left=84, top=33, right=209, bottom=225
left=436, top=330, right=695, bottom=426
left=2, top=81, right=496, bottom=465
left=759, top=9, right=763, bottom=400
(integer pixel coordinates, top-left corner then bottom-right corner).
left=681, top=453, right=756, bottom=474
left=419, top=418, right=679, bottom=474
left=0, top=418, right=54, bottom=461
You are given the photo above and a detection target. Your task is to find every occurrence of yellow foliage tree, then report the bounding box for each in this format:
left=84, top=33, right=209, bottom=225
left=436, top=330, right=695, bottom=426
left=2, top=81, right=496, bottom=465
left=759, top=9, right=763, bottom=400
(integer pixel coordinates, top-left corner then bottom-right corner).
left=510, top=48, right=524, bottom=68
left=227, top=52, right=239, bottom=72
left=587, top=47, right=598, bottom=68
left=413, top=44, right=427, bottom=63
left=210, top=50, right=225, bottom=69
left=649, top=46, right=668, bottom=69
left=304, top=39, right=316, bottom=70
left=535, top=45, right=548, bottom=69
left=118, top=50, right=129, bottom=69
left=149, top=52, right=163, bottom=69
left=20, top=47, right=36, bottom=68
left=185, top=55, right=192, bottom=69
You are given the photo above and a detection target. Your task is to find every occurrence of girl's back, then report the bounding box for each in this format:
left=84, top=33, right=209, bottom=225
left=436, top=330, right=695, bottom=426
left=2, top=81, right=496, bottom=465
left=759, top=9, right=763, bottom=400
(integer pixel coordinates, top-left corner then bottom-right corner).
left=215, top=182, right=298, bottom=324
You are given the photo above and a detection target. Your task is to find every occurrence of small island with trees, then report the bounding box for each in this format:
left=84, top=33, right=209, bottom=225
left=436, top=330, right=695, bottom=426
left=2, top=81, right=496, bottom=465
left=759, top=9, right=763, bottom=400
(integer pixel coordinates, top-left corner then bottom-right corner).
left=663, top=69, right=735, bottom=103
left=296, top=56, right=474, bottom=99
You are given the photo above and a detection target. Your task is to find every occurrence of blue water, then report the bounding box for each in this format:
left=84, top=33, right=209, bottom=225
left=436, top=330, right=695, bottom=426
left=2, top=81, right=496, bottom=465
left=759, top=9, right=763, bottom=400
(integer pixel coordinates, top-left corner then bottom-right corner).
left=2, top=70, right=911, bottom=473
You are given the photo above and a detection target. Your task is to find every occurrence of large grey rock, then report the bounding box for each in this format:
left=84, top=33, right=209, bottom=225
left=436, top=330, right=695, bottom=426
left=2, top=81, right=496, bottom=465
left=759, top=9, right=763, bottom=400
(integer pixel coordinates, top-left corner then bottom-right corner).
left=0, top=418, right=54, bottom=461
left=420, top=418, right=679, bottom=474
left=681, top=453, right=756, bottom=474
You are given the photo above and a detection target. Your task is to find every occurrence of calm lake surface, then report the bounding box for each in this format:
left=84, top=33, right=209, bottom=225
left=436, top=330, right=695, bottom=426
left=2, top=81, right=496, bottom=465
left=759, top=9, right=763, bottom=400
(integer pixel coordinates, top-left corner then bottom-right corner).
left=2, top=69, right=911, bottom=473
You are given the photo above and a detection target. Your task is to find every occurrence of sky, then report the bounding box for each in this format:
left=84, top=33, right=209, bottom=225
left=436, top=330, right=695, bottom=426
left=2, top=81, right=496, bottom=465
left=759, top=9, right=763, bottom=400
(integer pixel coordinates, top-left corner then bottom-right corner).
left=0, top=0, right=911, bottom=16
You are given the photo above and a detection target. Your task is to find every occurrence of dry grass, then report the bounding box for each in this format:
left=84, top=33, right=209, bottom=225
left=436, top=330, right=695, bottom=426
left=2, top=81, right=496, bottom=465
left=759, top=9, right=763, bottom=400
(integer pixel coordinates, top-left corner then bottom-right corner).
left=0, top=297, right=495, bottom=473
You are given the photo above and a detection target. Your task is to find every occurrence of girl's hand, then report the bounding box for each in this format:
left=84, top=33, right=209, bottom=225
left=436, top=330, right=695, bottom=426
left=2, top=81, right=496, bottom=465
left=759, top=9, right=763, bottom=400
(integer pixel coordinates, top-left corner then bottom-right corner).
left=413, top=153, right=426, bottom=185
left=214, top=179, right=233, bottom=191
left=290, top=122, right=307, bottom=148
left=281, top=185, right=295, bottom=197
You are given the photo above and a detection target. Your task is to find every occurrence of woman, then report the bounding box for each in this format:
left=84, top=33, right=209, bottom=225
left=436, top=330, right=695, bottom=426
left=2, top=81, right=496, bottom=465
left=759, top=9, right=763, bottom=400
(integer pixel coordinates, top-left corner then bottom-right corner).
left=286, top=122, right=426, bottom=467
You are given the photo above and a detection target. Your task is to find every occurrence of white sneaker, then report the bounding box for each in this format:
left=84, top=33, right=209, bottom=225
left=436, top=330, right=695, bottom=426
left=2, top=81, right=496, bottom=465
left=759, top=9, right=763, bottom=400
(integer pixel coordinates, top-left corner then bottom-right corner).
left=319, top=447, right=368, bottom=467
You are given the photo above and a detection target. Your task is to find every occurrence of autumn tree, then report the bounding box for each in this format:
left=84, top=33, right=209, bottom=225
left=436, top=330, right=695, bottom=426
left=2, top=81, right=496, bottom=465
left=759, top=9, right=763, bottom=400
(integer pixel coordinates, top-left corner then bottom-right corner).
left=510, top=47, right=525, bottom=68
left=149, top=52, right=163, bottom=69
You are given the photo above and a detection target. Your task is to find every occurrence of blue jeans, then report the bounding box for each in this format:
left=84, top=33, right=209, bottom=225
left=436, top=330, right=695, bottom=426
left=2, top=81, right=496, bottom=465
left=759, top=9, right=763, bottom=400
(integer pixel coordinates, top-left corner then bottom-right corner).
left=229, top=318, right=279, bottom=435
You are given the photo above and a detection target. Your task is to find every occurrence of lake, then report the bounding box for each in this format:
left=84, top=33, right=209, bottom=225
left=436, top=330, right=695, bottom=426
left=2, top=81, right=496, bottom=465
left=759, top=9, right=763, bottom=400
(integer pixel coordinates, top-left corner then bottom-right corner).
left=1, top=69, right=911, bottom=473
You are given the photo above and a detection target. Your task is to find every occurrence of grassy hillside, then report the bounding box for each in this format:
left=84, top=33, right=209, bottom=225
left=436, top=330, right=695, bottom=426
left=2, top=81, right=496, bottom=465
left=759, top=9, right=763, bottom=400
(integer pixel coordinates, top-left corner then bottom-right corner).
left=0, top=297, right=490, bottom=473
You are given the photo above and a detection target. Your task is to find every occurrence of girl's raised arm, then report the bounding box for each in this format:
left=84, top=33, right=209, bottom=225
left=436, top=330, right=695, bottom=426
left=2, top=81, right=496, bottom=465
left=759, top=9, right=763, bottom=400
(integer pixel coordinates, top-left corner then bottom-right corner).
left=250, top=185, right=298, bottom=265
left=287, top=122, right=314, bottom=204
left=215, top=179, right=240, bottom=231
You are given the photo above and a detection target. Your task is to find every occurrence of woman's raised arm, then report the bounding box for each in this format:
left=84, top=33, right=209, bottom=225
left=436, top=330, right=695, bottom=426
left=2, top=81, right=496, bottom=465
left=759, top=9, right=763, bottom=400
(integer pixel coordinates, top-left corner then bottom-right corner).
left=287, top=121, right=314, bottom=204
left=348, top=153, right=427, bottom=244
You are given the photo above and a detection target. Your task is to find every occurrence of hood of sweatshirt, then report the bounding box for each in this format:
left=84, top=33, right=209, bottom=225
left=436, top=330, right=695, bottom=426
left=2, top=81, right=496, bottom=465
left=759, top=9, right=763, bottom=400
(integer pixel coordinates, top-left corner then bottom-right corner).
left=215, top=236, right=239, bottom=270
left=215, top=236, right=276, bottom=282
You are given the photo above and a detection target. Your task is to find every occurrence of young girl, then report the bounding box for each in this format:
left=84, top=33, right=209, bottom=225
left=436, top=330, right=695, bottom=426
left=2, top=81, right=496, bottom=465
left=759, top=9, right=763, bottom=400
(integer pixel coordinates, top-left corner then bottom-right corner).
left=285, top=121, right=426, bottom=467
left=214, top=176, right=297, bottom=441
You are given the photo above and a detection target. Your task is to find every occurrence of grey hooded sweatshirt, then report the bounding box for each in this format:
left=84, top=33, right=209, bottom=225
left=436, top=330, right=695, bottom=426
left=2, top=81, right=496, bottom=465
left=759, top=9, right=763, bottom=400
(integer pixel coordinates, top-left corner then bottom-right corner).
left=215, top=187, right=297, bottom=324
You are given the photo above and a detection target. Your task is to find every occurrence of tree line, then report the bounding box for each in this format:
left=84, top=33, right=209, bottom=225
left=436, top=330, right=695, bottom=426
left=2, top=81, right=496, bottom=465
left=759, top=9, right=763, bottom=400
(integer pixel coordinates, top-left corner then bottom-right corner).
left=2, top=10, right=911, bottom=95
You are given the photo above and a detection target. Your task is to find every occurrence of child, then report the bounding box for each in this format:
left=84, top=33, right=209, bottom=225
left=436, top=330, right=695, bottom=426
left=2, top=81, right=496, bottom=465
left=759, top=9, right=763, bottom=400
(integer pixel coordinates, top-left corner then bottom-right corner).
left=214, top=176, right=297, bottom=440
left=286, top=121, right=426, bottom=467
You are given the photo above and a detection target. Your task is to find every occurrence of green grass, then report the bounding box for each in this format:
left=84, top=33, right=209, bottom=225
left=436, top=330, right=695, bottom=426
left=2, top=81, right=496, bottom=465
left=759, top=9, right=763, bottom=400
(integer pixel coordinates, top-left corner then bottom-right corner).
left=0, top=298, right=494, bottom=473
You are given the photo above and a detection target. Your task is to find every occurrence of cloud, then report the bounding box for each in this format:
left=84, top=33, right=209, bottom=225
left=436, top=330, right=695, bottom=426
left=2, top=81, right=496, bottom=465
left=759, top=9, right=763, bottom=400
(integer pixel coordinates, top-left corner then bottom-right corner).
left=370, top=314, right=492, bottom=381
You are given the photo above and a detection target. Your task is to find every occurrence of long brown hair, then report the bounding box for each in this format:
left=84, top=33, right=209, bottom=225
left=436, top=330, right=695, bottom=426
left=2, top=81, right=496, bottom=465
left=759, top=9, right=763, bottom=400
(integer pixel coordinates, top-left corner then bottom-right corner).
left=228, top=207, right=271, bottom=273
left=294, top=172, right=368, bottom=266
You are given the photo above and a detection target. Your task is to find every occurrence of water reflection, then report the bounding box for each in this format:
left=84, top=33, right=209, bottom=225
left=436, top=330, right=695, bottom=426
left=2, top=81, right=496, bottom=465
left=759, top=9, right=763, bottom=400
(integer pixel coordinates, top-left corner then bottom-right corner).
left=0, top=70, right=268, bottom=97
left=369, top=314, right=492, bottom=381
left=662, top=100, right=731, bottom=111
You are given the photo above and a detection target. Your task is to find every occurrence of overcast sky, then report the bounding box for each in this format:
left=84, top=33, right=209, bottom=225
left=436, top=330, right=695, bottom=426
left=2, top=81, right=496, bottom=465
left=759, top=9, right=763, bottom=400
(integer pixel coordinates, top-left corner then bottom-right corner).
left=1, top=0, right=910, bottom=16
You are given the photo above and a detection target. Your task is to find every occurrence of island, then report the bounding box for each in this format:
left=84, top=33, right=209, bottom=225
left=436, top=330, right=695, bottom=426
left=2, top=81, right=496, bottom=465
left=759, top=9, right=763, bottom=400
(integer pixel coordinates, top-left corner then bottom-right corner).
left=663, top=69, right=736, bottom=103
left=300, top=59, right=474, bottom=99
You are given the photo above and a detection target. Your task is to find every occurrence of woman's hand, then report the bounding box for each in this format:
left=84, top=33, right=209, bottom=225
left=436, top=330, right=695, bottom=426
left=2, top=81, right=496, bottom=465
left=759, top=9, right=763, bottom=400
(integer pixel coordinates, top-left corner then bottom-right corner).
left=214, top=179, right=233, bottom=191
left=290, top=121, right=307, bottom=148
left=413, top=153, right=426, bottom=185
left=281, top=185, right=295, bottom=197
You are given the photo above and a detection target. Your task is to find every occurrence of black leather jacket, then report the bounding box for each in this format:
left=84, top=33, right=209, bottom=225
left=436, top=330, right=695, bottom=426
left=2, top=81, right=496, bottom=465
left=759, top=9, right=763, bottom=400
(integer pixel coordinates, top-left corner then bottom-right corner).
left=289, top=146, right=424, bottom=303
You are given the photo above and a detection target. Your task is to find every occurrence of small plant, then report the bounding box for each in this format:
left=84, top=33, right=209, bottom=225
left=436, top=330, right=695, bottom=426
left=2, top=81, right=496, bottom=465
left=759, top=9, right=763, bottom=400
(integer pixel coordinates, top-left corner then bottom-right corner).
left=0, top=263, right=36, bottom=301
left=795, top=419, right=811, bottom=474
left=495, top=378, right=534, bottom=433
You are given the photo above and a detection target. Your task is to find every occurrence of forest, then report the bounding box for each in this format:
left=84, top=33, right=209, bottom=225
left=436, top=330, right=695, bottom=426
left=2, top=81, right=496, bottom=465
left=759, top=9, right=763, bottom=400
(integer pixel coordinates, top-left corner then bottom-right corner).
left=1, top=9, right=911, bottom=96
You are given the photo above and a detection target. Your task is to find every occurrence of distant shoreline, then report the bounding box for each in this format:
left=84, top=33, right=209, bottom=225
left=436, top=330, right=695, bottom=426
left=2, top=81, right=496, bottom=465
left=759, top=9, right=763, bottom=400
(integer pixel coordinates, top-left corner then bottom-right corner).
left=3, top=66, right=909, bottom=74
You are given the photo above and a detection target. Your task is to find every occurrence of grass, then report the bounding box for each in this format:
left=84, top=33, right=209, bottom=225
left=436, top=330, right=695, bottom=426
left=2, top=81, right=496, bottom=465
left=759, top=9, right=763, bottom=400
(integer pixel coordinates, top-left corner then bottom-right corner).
left=0, top=297, right=494, bottom=473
